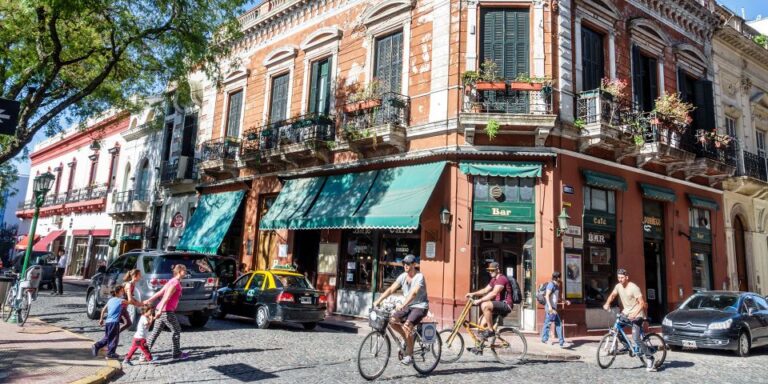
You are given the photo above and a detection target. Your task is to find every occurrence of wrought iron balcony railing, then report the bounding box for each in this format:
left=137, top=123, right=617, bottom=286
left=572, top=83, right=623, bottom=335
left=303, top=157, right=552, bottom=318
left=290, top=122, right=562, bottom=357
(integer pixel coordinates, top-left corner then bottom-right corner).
left=741, top=150, right=768, bottom=181
left=112, top=190, right=150, bottom=214
left=464, top=87, right=554, bottom=115
left=576, top=90, right=632, bottom=127
left=17, top=184, right=108, bottom=210
left=340, top=92, right=410, bottom=134
left=241, top=113, right=336, bottom=155
left=161, top=158, right=197, bottom=183
left=201, top=137, right=240, bottom=162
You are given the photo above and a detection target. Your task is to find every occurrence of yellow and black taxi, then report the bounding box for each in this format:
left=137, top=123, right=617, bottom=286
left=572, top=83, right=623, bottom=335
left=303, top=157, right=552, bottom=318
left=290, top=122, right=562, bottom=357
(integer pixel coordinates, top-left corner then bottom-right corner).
left=213, top=267, right=328, bottom=330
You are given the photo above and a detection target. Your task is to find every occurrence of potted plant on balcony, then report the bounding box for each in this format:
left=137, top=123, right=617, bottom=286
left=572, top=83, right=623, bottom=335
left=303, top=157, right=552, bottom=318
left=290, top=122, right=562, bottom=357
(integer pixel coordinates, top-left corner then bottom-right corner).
left=474, top=60, right=506, bottom=91
left=599, top=77, right=629, bottom=103
left=485, top=118, right=500, bottom=141
left=651, top=93, right=694, bottom=135
left=343, top=80, right=383, bottom=113
left=509, top=73, right=550, bottom=91
left=696, top=128, right=733, bottom=149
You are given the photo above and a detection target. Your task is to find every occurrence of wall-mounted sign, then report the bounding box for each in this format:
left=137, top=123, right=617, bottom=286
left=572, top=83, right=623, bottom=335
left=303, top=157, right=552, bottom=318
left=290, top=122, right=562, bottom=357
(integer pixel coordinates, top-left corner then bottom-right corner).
left=490, top=185, right=503, bottom=200
left=565, top=253, right=583, bottom=299
left=425, top=241, right=436, bottom=259
left=473, top=201, right=535, bottom=223
left=566, top=225, right=581, bottom=236
left=642, top=215, right=664, bottom=238
left=584, top=211, right=616, bottom=231
left=278, top=244, right=288, bottom=258
left=573, top=237, right=584, bottom=249
left=690, top=227, right=712, bottom=244
left=563, top=236, right=573, bottom=248
left=587, top=231, right=609, bottom=245
left=170, top=212, right=184, bottom=228
left=563, top=185, right=575, bottom=194
left=318, top=243, right=339, bottom=274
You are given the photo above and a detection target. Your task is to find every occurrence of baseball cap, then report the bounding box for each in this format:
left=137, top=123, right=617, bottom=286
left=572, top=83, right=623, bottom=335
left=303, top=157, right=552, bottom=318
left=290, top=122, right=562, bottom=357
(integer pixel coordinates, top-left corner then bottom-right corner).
left=552, top=271, right=562, bottom=279
left=487, top=261, right=500, bottom=271
left=402, top=254, right=416, bottom=264
left=617, top=268, right=628, bottom=276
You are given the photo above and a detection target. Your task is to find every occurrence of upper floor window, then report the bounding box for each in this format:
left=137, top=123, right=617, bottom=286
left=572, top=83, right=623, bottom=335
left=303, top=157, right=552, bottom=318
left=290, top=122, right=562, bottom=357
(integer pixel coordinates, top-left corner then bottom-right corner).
left=374, top=31, right=404, bottom=94
left=581, top=26, right=605, bottom=92
left=584, top=186, right=615, bottom=214
left=308, top=57, right=332, bottom=115
left=757, top=130, right=766, bottom=158
left=226, top=90, right=243, bottom=138
left=473, top=177, right=534, bottom=203
left=725, top=116, right=737, bottom=138
left=269, top=74, right=290, bottom=123
left=88, top=155, right=99, bottom=186
left=689, top=208, right=711, bottom=230
left=632, top=46, right=658, bottom=112
left=66, top=161, right=76, bottom=194
left=480, top=9, right=529, bottom=81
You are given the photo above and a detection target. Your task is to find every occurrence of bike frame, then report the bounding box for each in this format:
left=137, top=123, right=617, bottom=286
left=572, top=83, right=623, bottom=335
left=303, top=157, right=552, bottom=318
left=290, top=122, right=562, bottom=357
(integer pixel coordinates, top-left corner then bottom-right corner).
left=444, top=300, right=500, bottom=348
left=609, top=317, right=645, bottom=355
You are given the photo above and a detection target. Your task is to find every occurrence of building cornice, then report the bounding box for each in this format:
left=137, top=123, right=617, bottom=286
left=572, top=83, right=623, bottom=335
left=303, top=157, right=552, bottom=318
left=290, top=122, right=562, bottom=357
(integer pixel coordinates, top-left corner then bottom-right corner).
left=627, top=0, right=719, bottom=41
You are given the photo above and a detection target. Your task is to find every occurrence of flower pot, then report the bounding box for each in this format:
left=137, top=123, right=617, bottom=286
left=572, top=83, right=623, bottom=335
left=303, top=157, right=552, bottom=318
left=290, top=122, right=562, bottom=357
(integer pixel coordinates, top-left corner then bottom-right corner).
left=509, top=82, right=543, bottom=91
left=475, top=81, right=507, bottom=91
left=343, top=99, right=382, bottom=113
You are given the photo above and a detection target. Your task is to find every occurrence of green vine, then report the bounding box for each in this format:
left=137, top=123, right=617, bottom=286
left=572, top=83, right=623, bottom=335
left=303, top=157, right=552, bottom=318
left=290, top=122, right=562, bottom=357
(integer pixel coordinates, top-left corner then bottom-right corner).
left=485, top=119, right=500, bottom=141
left=574, top=118, right=586, bottom=131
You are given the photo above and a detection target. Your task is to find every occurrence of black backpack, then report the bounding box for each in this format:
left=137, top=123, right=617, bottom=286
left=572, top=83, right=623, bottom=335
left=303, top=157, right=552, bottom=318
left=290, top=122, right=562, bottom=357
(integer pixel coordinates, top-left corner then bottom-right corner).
left=505, top=274, right=523, bottom=305
left=535, top=282, right=549, bottom=305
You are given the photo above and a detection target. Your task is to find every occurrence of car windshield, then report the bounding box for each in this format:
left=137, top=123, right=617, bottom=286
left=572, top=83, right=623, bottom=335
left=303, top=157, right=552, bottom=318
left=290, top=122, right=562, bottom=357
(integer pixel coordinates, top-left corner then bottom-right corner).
left=145, top=254, right=214, bottom=277
left=274, top=274, right=313, bottom=289
left=681, top=294, right=739, bottom=311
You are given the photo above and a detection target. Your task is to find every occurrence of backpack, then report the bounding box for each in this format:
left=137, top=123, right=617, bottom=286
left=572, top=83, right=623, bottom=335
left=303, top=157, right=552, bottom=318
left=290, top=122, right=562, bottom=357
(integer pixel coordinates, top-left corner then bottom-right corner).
left=506, top=275, right=523, bottom=305
left=535, top=282, right=550, bottom=305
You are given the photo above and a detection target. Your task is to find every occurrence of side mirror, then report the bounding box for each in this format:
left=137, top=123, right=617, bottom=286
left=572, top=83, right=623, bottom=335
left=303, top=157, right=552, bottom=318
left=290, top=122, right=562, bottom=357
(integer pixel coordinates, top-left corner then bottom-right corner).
left=97, top=266, right=107, bottom=274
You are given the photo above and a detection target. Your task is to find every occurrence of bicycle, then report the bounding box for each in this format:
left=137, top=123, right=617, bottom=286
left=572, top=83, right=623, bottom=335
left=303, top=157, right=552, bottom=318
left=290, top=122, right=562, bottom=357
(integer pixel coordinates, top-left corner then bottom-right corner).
left=438, top=298, right=527, bottom=365
left=596, top=311, right=667, bottom=370
left=357, top=303, right=442, bottom=380
left=1, top=266, right=41, bottom=326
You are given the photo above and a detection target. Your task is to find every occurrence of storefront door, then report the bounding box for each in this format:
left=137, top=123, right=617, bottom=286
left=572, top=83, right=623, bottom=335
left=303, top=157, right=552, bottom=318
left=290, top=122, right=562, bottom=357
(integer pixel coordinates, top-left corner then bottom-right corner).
left=642, top=200, right=667, bottom=324
left=294, top=230, right=321, bottom=286
left=67, top=237, right=89, bottom=277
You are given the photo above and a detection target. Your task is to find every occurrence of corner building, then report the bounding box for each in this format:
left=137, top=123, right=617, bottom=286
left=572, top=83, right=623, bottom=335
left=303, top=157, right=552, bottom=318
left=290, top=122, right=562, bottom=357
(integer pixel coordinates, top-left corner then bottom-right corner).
left=181, top=0, right=732, bottom=335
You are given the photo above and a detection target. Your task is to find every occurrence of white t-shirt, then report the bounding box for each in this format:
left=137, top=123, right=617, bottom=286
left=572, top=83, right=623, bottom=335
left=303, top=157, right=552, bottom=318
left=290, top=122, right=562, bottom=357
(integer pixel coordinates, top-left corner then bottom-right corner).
left=134, top=315, right=150, bottom=339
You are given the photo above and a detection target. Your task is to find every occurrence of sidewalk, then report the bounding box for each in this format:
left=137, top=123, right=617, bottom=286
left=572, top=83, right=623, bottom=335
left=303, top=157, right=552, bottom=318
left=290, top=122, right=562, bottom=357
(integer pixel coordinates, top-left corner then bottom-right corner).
left=0, top=317, right=120, bottom=384
left=63, top=277, right=91, bottom=288
left=320, top=315, right=598, bottom=361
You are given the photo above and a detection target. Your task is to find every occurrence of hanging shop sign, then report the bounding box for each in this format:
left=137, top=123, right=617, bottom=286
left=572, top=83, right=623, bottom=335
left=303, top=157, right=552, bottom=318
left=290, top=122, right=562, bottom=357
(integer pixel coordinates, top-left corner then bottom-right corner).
left=474, top=201, right=535, bottom=223
left=690, top=228, right=712, bottom=244
left=642, top=215, right=664, bottom=239
left=583, top=211, right=616, bottom=231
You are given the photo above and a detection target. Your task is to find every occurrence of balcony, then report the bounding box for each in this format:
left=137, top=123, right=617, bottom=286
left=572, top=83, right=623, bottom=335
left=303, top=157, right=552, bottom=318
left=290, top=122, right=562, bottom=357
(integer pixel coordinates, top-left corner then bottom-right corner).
left=339, top=92, right=408, bottom=156
left=459, top=86, right=556, bottom=146
left=723, top=150, right=768, bottom=196
left=199, top=137, right=240, bottom=178
left=576, top=90, right=636, bottom=155
left=241, top=114, right=336, bottom=168
left=160, top=157, right=198, bottom=193
left=17, top=184, right=109, bottom=218
left=109, top=190, right=149, bottom=219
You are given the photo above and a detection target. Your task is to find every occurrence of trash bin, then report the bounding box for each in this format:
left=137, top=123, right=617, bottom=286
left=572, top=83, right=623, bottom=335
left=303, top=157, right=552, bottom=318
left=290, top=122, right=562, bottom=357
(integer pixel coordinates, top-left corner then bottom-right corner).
left=0, top=276, right=14, bottom=305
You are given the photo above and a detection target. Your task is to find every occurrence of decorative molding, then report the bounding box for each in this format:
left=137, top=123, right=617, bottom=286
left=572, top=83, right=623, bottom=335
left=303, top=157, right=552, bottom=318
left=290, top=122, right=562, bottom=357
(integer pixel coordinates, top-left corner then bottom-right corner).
left=629, top=18, right=670, bottom=56
left=299, top=26, right=342, bottom=51
left=674, top=43, right=708, bottom=77
left=358, top=0, right=414, bottom=28
left=628, top=0, right=718, bottom=41
left=263, top=45, right=298, bottom=67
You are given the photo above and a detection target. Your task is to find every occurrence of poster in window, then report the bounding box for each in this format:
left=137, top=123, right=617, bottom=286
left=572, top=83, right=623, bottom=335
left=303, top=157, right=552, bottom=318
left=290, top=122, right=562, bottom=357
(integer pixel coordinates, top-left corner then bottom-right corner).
left=589, top=246, right=611, bottom=265
left=565, top=253, right=583, bottom=299
left=317, top=243, right=338, bottom=274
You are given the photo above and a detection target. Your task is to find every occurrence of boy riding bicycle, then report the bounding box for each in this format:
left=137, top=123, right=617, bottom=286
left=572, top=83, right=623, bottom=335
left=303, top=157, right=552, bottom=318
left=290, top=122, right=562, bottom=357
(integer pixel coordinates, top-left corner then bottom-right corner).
left=466, top=262, right=513, bottom=339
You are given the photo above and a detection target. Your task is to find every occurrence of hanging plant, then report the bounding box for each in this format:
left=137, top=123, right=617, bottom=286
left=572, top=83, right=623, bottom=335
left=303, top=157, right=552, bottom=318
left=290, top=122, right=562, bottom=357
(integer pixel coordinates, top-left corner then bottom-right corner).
left=485, top=119, right=500, bottom=141
left=652, top=93, right=694, bottom=134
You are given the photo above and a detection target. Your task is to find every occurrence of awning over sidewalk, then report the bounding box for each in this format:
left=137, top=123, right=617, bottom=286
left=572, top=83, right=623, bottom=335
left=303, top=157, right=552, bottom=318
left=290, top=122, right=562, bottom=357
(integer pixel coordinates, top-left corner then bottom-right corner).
left=32, top=230, right=66, bottom=252
left=459, top=161, right=542, bottom=178
left=260, top=162, right=446, bottom=230
left=15, top=235, right=39, bottom=250
left=640, top=183, right=677, bottom=202
left=177, top=190, right=245, bottom=254
left=582, top=170, right=628, bottom=191
left=687, top=194, right=719, bottom=211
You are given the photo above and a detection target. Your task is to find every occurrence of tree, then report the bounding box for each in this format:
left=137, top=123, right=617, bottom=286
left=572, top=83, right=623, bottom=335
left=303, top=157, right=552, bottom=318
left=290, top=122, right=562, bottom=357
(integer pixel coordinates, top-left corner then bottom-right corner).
left=0, top=0, right=249, bottom=165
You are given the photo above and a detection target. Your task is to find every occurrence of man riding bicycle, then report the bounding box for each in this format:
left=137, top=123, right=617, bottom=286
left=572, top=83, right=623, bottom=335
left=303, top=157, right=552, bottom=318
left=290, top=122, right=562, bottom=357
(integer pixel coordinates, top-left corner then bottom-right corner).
left=373, top=254, right=429, bottom=365
left=602, top=268, right=656, bottom=372
left=466, top=262, right=513, bottom=339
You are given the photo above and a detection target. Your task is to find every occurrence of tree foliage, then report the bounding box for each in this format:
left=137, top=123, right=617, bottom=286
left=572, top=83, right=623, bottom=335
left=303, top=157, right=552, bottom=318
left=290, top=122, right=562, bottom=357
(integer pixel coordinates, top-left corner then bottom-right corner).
left=0, top=0, right=248, bottom=165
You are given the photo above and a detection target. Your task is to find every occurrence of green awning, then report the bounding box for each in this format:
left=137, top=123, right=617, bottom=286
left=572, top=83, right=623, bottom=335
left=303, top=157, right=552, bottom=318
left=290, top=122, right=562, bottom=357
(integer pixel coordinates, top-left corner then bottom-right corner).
left=474, top=221, right=535, bottom=232
left=259, top=177, right=326, bottom=230
left=289, top=170, right=378, bottom=229
left=177, top=190, right=245, bottom=254
left=459, top=161, right=542, bottom=178
left=640, top=183, right=676, bottom=202
left=687, top=194, right=719, bottom=211
left=583, top=170, right=628, bottom=191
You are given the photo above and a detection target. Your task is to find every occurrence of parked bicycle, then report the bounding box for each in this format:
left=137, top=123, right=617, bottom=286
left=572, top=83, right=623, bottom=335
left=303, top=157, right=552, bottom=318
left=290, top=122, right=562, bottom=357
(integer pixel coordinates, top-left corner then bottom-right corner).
left=357, top=303, right=442, bottom=380
left=596, top=310, right=667, bottom=369
left=439, top=298, right=527, bottom=365
left=1, top=266, right=42, bottom=326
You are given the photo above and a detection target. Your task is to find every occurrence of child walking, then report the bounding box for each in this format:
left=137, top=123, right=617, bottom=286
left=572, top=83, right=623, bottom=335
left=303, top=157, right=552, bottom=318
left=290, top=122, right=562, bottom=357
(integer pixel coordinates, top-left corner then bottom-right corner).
left=123, top=307, right=155, bottom=365
left=92, top=286, right=127, bottom=359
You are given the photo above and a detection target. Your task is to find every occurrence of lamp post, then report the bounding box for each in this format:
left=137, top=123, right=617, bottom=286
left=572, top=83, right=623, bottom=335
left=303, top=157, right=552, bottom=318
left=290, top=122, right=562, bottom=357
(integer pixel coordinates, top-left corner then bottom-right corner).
left=19, top=172, right=55, bottom=283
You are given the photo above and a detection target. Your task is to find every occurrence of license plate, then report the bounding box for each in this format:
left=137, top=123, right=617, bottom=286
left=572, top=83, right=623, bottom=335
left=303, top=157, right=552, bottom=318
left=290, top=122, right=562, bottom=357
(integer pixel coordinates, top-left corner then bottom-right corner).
left=300, top=296, right=312, bottom=304
left=421, top=323, right=437, bottom=344
left=682, top=340, right=697, bottom=348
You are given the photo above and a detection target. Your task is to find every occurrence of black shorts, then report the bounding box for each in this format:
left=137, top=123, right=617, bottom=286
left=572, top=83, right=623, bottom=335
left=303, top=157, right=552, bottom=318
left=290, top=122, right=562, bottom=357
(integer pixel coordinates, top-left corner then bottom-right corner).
left=392, top=307, right=428, bottom=325
left=491, top=301, right=512, bottom=315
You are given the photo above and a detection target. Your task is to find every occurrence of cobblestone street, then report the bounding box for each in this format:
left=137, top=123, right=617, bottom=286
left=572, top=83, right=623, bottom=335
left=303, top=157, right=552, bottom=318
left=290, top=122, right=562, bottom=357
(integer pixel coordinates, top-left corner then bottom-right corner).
left=28, top=283, right=768, bottom=383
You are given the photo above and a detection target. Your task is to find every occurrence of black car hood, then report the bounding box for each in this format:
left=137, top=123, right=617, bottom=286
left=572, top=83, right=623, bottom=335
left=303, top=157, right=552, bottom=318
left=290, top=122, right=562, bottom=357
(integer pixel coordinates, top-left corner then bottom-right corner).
left=667, top=309, right=735, bottom=324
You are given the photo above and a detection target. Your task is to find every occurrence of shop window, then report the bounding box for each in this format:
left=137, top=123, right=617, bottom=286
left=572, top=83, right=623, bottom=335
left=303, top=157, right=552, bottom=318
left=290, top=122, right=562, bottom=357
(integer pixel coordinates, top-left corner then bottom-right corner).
left=475, top=176, right=534, bottom=203
left=691, top=250, right=712, bottom=292
left=341, top=231, right=375, bottom=291
left=689, top=208, right=711, bottom=229
left=379, top=233, right=421, bottom=291
left=583, top=231, right=615, bottom=307
left=584, top=186, right=615, bottom=214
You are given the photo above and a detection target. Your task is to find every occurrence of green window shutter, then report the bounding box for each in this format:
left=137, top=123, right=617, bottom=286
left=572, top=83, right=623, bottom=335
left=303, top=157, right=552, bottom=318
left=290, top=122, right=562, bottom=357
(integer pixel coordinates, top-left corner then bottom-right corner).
left=481, top=9, right=529, bottom=80
left=308, top=60, right=320, bottom=114
left=481, top=9, right=503, bottom=77
left=226, top=90, right=243, bottom=138
left=631, top=45, right=642, bottom=109
left=269, top=73, right=289, bottom=123
left=374, top=32, right=403, bottom=94
left=318, top=58, right=331, bottom=115
left=513, top=10, right=529, bottom=79
left=694, top=80, right=715, bottom=132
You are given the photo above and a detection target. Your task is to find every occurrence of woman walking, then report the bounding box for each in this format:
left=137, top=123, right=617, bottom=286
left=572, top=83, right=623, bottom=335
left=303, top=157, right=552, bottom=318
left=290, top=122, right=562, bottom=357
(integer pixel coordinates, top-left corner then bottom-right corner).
left=144, top=264, right=188, bottom=360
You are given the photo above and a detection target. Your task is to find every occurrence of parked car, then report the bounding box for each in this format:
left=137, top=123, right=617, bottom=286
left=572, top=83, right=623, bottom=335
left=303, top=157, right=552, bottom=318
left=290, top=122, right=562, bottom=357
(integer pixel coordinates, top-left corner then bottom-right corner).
left=85, top=250, right=219, bottom=328
left=215, top=268, right=327, bottom=330
left=662, top=291, right=768, bottom=357
left=11, top=251, right=56, bottom=289
left=206, top=255, right=238, bottom=288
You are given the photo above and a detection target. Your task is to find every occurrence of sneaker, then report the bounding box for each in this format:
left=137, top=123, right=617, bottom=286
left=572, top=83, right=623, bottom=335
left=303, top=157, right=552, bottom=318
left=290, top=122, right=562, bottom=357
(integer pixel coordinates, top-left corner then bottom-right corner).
left=646, top=358, right=657, bottom=372
left=478, top=330, right=495, bottom=340
left=400, top=355, right=413, bottom=365
left=91, top=344, right=98, bottom=357
left=123, top=359, right=133, bottom=366
left=106, top=353, right=120, bottom=360
left=172, top=352, right=189, bottom=361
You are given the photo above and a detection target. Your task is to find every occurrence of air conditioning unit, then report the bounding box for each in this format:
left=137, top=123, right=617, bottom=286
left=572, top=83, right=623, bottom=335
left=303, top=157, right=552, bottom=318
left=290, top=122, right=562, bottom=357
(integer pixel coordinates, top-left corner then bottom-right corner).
left=176, top=156, right=190, bottom=179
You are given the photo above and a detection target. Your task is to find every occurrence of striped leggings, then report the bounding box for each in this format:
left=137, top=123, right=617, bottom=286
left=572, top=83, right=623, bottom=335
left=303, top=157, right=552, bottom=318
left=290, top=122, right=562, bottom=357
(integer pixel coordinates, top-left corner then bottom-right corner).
left=147, top=312, right=182, bottom=357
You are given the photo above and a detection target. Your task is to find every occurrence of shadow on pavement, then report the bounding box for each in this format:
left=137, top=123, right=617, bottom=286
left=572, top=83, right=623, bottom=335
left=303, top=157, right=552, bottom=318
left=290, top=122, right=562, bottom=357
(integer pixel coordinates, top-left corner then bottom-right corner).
left=210, top=363, right=280, bottom=381
left=150, top=347, right=281, bottom=364
left=658, top=360, right=694, bottom=371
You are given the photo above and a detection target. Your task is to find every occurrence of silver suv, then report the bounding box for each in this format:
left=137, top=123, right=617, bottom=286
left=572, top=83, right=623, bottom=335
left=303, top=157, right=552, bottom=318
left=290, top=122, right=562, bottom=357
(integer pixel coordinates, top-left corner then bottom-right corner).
left=85, top=250, right=218, bottom=328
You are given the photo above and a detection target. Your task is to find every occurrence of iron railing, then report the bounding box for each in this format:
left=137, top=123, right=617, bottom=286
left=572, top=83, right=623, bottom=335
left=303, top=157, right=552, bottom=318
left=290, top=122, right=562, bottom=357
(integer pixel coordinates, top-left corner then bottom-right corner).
left=18, top=184, right=109, bottom=210
left=112, top=190, right=149, bottom=213
left=464, top=87, right=554, bottom=114
left=160, top=159, right=197, bottom=183
left=201, top=137, right=240, bottom=162
left=242, top=113, right=336, bottom=155
left=741, top=150, right=768, bottom=181
left=340, top=92, right=410, bottom=136
left=576, top=90, right=631, bottom=127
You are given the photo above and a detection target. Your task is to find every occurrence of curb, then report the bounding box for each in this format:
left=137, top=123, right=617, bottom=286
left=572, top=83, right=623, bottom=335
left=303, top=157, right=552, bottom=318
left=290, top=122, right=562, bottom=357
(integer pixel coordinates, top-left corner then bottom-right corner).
left=319, top=321, right=362, bottom=333
left=525, top=352, right=582, bottom=362
left=69, top=360, right=121, bottom=384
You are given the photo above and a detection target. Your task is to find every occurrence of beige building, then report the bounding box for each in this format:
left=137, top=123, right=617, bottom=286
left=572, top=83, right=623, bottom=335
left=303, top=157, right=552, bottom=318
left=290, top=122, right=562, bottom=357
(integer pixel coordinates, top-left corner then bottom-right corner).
left=714, top=5, right=768, bottom=294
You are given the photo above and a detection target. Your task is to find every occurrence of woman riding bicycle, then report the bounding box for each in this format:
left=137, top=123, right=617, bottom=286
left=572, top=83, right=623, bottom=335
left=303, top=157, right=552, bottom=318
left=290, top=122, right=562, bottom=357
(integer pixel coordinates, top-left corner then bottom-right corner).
left=372, top=254, right=429, bottom=366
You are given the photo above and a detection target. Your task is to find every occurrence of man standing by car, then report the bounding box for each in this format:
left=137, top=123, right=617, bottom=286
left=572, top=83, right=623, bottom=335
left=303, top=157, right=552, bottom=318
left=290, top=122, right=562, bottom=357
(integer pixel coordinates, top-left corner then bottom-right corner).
left=53, top=249, right=67, bottom=295
left=373, top=254, right=428, bottom=366
left=603, top=268, right=656, bottom=372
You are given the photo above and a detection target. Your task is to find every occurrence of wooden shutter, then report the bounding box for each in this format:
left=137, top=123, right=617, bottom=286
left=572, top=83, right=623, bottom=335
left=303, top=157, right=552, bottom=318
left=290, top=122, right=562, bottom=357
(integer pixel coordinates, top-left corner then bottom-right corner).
left=181, top=114, right=197, bottom=157
left=694, top=80, right=715, bottom=132
left=582, top=27, right=605, bottom=91
left=226, top=90, right=243, bottom=137
left=374, top=32, right=403, bottom=94
left=308, top=60, right=320, bottom=114
left=647, top=56, right=658, bottom=107
left=481, top=9, right=529, bottom=80
left=269, top=73, right=289, bottom=123
left=308, top=58, right=331, bottom=115
left=631, top=45, right=642, bottom=109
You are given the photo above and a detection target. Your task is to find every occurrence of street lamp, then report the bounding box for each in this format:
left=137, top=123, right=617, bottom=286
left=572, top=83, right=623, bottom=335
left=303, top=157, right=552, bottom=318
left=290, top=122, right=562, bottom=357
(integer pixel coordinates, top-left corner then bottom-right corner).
left=440, top=208, right=451, bottom=226
left=556, top=207, right=571, bottom=237
left=18, top=172, right=55, bottom=286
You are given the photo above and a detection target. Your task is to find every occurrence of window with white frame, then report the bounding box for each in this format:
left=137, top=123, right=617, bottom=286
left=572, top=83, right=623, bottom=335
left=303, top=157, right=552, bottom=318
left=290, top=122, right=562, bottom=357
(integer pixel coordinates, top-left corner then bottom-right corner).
left=269, top=73, right=290, bottom=123
left=757, top=130, right=766, bottom=158
left=725, top=116, right=737, bottom=139
left=225, top=90, right=243, bottom=138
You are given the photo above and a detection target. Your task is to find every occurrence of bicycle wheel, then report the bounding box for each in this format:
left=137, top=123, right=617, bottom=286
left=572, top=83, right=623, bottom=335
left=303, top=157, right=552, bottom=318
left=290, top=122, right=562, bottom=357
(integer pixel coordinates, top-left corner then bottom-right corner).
left=438, top=328, right=464, bottom=363
left=357, top=331, right=391, bottom=381
left=491, top=327, right=527, bottom=365
left=19, top=291, right=32, bottom=326
left=412, top=331, right=441, bottom=375
left=3, top=285, right=16, bottom=322
left=638, top=333, right=667, bottom=368
left=596, top=333, right=618, bottom=369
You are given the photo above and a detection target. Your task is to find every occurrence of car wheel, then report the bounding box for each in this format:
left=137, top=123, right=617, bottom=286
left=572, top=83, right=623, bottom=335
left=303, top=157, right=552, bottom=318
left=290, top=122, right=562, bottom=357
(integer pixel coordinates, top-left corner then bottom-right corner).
left=212, top=307, right=227, bottom=320
left=303, top=322, right=318, bottom=331
left=255, top=306, right=270, bottom=329
left=188, top=311, right=210, bottom=328
left=736, top=331, right=751, bottom=357
left=86, top=291, right=100, bottom=320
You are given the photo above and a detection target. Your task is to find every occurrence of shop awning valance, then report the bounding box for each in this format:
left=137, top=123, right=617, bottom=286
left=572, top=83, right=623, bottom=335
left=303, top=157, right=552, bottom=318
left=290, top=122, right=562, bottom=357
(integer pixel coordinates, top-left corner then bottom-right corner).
left=261, top=162, right=446, bottom=230
left=582, top=170, right=628, bottom=191
left=33, top=230, right=66, bottom=252
left=459, top=161, right=542, bottom=178
left=177, top=190, right=245, bottom=254
left=687, top=194, right=719, bottom=211
left=640, top=183, right=676, bottom=202
left=474, top=221, right=535, bottom=233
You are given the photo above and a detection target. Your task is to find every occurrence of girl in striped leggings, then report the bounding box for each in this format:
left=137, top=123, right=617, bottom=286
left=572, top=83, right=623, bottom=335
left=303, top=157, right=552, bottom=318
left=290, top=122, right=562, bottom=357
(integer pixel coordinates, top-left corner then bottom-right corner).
left=144, top=264, right=188, bottom=360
